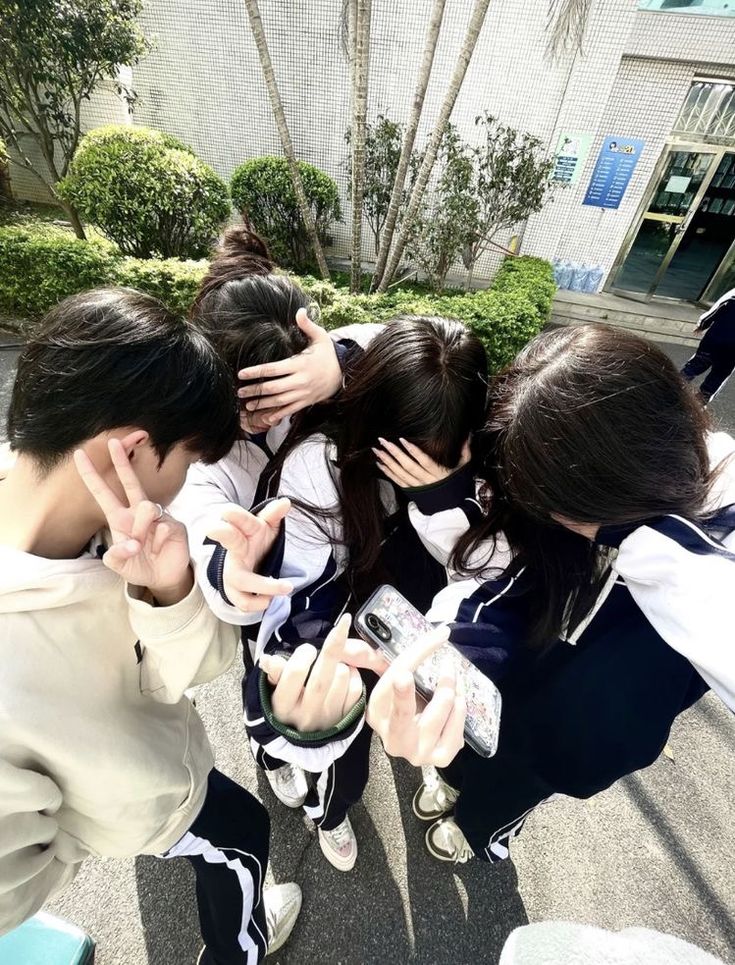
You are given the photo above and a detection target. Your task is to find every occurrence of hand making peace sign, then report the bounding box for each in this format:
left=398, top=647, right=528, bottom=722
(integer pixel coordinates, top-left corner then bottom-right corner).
left=74, top=438, right=192, bottom=604
left=206, top=500, right=294, bottom=612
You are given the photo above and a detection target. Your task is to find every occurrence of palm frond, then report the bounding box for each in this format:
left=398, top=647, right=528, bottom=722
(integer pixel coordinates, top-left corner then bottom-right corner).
left=545, top=0, right=593, bottom=62
left=339, top=0, right=353, bottom=64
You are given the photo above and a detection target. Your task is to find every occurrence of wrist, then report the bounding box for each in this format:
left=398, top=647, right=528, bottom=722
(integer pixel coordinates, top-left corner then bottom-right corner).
left=149, top=567, right=194, bottom=606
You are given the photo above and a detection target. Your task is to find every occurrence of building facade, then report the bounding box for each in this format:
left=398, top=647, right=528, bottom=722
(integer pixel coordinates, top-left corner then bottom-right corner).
left=10, top=0, right=735, bottom=305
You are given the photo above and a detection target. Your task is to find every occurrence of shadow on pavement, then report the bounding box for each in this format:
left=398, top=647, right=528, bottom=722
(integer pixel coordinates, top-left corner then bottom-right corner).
left=391, top=757, right=529, bottom=964
left=623, top=771, right=735, bottom=952
left=273, top=796, right=412, bottom=965
left=135, top=853, right=201, bottom=965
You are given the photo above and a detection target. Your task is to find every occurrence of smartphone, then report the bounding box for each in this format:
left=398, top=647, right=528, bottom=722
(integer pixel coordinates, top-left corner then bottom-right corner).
left=355, top=585, right=501, bottom=758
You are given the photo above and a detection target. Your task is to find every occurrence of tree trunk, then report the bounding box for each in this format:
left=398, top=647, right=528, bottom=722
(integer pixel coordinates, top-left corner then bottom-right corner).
left=65, top=204, right=87, bottom=240
left=0, top=156, right=13, bottom=202
left=243, top=0, right=331, bottom=279
left=370, top=0, right=446, bottom=292
left=376, top=0, right=491, bottom=293
left=56, top=195, right=87, bottom=240
left=349, top=0, right=372, bottom=293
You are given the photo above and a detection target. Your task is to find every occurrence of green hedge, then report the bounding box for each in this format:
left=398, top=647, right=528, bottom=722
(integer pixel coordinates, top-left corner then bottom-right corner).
left=0, top=220, right=554, bottom=371
left=0, top=225, right=117, bottom=319
left=297, top=256, right=554, bottom=371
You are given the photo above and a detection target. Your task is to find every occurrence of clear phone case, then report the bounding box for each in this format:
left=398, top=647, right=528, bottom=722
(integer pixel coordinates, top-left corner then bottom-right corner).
left=355, top=585, right=501, bottom=758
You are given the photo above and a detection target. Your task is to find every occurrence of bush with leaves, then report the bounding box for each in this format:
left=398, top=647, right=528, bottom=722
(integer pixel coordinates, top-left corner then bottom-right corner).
left=302, top=255, right=555, bottom=370
left=0, top=217, right=554, bottom=375
left=113, top=256, right=208, bottom=317
left=405, top=126, right=476, bottom=292
left=345, top=115, right=406, bottom=256
left=230, top=157, right=341, bottom=273
left=0, top=224, right=116, bottom=321
left=58, top=126, right=231, bottom=259
left=460, top=113, right=555, bottom=287
left=0, top=0, right=148, bottom=237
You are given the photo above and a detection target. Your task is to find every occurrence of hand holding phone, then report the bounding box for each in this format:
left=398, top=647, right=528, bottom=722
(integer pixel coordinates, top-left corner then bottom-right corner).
left=366, top=626, right=466, bottom=768
left=356, top=585, right=502, bottom=758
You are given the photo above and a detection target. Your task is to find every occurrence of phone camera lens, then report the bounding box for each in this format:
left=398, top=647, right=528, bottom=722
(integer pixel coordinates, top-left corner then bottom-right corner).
left=366, top=613, right=391, bottom=642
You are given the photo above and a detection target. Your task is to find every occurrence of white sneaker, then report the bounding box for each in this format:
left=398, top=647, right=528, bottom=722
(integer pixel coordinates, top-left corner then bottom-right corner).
left=265, top=763, right=308, bottom=808
left=425, top=817, right=474, bottom=864
left=264, top=882, right=302, bottom=956
left=412, top=764, right=459, bottom=822
left=318, top=815, right=357, bottom=871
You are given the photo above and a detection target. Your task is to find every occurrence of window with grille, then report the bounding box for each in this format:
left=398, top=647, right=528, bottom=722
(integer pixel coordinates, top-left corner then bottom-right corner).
left=672, top=82, right=735, bottom=141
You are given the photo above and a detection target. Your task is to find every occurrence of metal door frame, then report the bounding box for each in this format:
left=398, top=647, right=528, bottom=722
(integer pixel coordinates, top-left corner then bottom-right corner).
left=607, top=140, right=730, bottom=303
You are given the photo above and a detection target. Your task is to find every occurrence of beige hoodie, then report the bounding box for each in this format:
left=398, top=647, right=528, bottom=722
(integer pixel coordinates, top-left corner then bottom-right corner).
left=0, top=532, right=239, bottom=934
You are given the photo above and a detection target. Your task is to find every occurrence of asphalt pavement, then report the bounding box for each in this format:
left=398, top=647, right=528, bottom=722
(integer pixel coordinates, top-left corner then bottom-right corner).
left=0, top=336, right=733, bottom=965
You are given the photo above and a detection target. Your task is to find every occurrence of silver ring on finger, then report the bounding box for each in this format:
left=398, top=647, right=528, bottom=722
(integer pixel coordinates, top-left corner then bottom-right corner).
left=153, top=502, right=165, bottom=521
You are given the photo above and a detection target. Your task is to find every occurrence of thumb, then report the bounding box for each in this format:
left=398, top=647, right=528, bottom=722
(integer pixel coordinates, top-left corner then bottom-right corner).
left=296, top=307, right=329, bottom=344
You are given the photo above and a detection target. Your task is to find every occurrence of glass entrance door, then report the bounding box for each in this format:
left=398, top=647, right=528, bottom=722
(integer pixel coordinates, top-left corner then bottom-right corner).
left=657, top=152, right=735, bottom=300
left=612, top=148, right=718, bottom=297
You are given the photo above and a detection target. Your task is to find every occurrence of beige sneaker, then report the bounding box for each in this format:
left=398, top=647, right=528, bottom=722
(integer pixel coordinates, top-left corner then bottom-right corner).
left=412, top=765, right=459, bottom=822
left=264, top=882, right=303, bottom=956
left=265, top=763, right=308, bottom=809
left=318, top=815, right=357, bottom=871
left=425, top=817, right=474, bottom=864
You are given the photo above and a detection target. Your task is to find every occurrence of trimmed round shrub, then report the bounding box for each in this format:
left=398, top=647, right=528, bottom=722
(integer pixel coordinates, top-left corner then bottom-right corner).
left=58, top=125, right=231, bottom=259
left=230, top=156, right=341, bottom=272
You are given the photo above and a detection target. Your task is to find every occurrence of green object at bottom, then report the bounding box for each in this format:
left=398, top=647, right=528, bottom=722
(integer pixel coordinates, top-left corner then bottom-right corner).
left=0, top=913, right=95, bottom=964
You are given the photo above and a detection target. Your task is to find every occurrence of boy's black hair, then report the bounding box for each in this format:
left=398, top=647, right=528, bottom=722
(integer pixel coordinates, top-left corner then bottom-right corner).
left=7, top=288, right=239, bottom=472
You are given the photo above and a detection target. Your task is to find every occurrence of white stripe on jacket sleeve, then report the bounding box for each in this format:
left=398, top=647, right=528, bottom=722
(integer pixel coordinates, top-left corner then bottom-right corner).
left=613, top=522, right=735, bottom=712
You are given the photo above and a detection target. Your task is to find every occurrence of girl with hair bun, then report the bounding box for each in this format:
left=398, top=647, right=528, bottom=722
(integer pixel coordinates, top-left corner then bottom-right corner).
left=172, top=225, right=388, bottom=825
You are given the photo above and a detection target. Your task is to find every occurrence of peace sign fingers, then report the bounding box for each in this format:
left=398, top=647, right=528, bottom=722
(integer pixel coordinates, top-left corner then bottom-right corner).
left=108, top=438, right=146, bottom=507
left=74, top=446, right=126, bottom=523
left=74, top=439, right=154, bottom=546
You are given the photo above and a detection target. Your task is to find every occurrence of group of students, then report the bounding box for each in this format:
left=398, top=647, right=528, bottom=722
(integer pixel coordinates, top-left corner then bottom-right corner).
left=0, top=226, right=732, bottom=964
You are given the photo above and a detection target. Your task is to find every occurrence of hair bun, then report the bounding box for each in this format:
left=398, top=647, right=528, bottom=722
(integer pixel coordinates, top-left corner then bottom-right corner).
left=216, top=225, right=274, bottom=274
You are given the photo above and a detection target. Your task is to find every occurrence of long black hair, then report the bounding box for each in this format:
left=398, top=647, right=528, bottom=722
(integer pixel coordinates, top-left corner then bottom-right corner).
left=265, top=315, right=488, bottom=581
left=191, top=226, right=311, bottom=403
left=453, top=324, right=714, bottom=648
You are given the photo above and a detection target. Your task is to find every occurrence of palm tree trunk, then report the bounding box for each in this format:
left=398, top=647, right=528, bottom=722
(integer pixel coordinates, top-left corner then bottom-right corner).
left=243, top=0, right=331, bottom=279
left=375, top=0, right=491, bottom=293
left=370, top=0, right=446, bottom=293
left=349, top=0, right=372, bottom=293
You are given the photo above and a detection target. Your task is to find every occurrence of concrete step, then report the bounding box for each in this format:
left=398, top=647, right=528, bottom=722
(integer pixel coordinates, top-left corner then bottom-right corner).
left=550, top=313, right=699, bottom=348
left=552, top=300, right=697, bottom=333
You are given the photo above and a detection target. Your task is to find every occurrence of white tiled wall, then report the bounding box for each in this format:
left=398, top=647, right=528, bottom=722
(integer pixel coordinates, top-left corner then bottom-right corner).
left=7, top=0, right=735, bottom=287
left=628, top=9, right=735, bottom=66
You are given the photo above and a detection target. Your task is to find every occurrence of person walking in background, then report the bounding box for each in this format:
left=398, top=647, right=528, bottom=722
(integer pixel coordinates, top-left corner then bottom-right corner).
left=682, top=287, right=735, bottom=405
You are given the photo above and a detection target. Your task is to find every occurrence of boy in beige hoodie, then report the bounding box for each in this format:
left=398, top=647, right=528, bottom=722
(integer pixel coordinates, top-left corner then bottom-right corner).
left=0, top=289, right=301, bottom=964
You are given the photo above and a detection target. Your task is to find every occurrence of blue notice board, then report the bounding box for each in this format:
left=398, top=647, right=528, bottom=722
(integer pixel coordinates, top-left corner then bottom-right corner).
left=582, top=137, right=645, bottom=209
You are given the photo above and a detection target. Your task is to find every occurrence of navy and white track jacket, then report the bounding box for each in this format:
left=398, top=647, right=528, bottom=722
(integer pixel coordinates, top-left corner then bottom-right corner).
left=241, top=435, right=463, bottom=772
left=424, top=432, right=735, bottom=861
left=428, top=431, right=735, bottom=710
left=171, top=323, right=384, bottom=631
